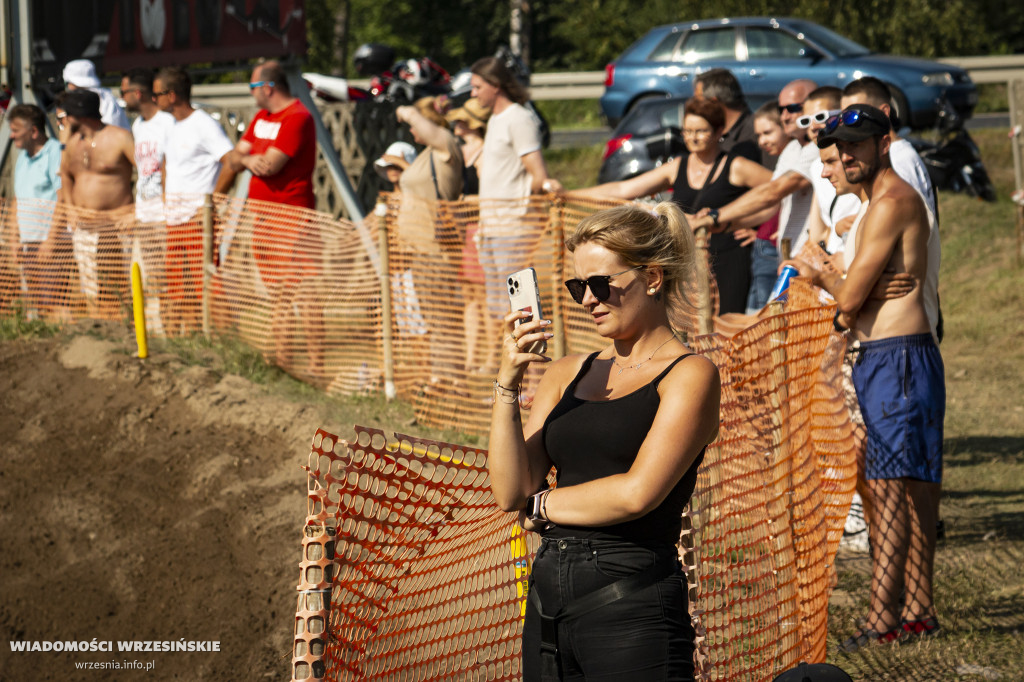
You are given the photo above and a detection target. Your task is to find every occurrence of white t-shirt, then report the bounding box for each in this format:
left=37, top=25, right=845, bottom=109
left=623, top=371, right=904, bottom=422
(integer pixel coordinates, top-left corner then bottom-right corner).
left=132, top=110, right=176, bottom=223
left=164, top=108, right=234, bottom=225
left=773, top=139, right=816, bottom=254
left=809, top=155, right=861, bottom=254
left=890, top=138, right=936, bottom=217
left=88, top=86, right=131, bottom=130
left=479, top=103, right=543, bottom=200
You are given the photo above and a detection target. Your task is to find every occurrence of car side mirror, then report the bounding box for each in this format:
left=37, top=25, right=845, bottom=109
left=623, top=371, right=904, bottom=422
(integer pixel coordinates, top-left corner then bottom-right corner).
left=645, top=126, right=686, bottom=160
left=801, top=46, right=824, bottom=64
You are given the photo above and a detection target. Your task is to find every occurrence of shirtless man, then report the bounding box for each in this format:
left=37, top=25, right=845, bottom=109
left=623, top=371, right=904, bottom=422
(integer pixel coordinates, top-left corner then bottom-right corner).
left=783, top=103, right=945, bottom=651
left=59, top=89, right=136, bottom=315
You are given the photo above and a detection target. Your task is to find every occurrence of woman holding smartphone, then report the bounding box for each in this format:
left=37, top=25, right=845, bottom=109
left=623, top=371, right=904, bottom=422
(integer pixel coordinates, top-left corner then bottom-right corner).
left=488, top=202, right=721, bottom=680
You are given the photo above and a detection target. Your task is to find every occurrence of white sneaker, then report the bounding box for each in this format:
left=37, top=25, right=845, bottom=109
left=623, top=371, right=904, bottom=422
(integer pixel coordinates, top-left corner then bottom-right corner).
left=840, top=493, right=870, bottom=552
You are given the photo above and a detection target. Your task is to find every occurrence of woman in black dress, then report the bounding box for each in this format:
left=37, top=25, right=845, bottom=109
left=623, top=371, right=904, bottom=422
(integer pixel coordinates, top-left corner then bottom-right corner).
left=577, top=97, right=771, bottom=314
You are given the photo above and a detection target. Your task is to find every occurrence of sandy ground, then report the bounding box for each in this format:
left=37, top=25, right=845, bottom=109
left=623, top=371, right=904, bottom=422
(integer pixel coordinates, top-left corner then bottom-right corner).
left=0, top=327, right=331, bottom=680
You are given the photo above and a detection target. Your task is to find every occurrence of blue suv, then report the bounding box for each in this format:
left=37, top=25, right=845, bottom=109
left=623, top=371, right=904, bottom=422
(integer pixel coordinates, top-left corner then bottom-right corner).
left=600, top=17, right=977, bottom=129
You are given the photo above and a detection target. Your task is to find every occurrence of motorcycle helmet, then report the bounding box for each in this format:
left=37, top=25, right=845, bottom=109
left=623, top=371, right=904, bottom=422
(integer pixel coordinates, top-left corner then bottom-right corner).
left=353, top=43, right=395, bottom=77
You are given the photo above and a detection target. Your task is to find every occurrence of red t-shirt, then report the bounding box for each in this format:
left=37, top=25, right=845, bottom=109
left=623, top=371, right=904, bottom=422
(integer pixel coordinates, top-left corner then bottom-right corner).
left=242, top=100, right=316, bottom=209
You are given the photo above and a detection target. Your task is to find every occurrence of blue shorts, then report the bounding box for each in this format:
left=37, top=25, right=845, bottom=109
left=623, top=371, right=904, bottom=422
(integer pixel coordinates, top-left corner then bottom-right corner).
left=852, top=333, right=945, bottom=482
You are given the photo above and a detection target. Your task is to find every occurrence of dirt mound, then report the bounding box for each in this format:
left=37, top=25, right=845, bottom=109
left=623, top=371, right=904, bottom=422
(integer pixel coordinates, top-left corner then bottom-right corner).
left=0, top=328, right=331, bottom=679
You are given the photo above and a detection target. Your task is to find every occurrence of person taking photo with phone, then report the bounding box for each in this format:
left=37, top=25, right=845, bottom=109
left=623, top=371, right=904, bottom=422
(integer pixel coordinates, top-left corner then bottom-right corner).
left=488, top=202, right=721, bottom=680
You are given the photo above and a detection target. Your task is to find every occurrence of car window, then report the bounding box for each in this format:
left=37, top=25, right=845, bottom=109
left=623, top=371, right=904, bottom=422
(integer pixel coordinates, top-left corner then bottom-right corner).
left=648, top=30, right=683, bottom=61
left=677, top=28, right=736, bottom=64
left=659, top=103, right=686, bottom=129
left=745, top=28, right=811, bottom=59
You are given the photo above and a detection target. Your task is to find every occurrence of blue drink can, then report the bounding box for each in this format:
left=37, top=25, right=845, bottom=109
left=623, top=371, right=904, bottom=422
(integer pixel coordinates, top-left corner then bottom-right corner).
left=768, top=265, right=799, bottom=303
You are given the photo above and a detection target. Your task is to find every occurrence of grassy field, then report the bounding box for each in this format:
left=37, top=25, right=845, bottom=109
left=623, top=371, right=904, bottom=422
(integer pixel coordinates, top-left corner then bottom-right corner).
left=2, top=124, right=1020, bottom=679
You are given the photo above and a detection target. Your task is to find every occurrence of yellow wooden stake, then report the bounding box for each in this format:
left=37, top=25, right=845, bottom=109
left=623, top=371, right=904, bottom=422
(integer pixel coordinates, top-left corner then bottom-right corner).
left=131, top=262, right=148, bottom=359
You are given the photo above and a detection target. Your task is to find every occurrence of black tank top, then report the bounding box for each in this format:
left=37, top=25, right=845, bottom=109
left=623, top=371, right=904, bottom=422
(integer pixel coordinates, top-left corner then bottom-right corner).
left=673, top=151, right=746, bottom=253
left=541, top=352, right=705, bottom=548
left=463, top=163, right=479, bottom=196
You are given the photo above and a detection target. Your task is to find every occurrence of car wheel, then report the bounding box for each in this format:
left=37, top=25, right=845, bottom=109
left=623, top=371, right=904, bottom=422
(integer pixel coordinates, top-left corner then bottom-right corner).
left=886, top=84, right=912, bottom=130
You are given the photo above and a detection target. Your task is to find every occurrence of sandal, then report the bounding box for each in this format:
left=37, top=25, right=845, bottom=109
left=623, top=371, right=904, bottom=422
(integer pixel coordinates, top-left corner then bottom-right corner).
left=901, top=616, right=941, bottom=639
left=838, top=624, right=903, bottom=653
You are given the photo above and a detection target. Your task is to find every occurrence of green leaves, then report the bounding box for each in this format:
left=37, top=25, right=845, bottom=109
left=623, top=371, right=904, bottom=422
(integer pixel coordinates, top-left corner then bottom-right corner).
left=305, top=0, right=1024, bottom=76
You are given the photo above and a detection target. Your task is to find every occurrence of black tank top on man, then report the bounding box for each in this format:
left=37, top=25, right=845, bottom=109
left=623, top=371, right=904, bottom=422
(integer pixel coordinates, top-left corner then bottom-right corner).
left=672, top=149, right=753, bottom=314
left=542, top=352, right=704, bottom=548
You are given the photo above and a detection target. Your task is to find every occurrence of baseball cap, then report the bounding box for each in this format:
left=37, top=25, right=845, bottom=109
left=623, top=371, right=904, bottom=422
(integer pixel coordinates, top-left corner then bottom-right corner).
left=374, top=141, right=417, bottom=179
left=63, top=59, right=102, bottom=89
left=61, top=89, right=102, bottom=119
left=816, top=103, right=891, bottom=149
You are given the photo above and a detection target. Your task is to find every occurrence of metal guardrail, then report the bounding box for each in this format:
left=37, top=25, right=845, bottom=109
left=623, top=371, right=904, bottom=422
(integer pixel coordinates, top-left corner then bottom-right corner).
left=192, top=56, right=1024, bottom=106
left=938, top=54, right=1024, bottom=85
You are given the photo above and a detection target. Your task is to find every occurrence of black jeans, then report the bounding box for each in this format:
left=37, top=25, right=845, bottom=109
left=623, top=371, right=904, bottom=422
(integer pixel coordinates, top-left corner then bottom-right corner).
left=523, top=537, right=695, bottom=681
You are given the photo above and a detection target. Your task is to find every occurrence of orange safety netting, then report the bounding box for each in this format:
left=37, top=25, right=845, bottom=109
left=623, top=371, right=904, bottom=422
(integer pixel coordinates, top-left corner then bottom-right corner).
left=0, top=194, right=857, bottom=680
left=297, top=283, right=856, bottom=679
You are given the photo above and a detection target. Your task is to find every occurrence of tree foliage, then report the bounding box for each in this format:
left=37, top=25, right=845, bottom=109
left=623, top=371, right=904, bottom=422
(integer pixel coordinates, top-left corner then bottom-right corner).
left=305, top=0, right=1024, bottom=76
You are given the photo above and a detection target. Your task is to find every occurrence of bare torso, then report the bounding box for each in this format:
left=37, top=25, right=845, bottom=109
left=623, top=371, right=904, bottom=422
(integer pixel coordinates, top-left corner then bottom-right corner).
left=64, top=125, right=135, bottom=210
left=850, top=174, right=932, bottom=341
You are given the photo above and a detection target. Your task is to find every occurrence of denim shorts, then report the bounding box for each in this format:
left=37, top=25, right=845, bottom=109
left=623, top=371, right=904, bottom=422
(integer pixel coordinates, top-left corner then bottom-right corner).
left=522, top=537, right=695, bottom=681
left=852, top=333, right=945, bottom=482
left=746, top=238, right=779, bottom=314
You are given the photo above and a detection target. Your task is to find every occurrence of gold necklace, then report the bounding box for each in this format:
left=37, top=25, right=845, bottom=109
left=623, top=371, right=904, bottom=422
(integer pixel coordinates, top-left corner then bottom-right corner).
left=83, top=138, right=97, bottom=168
left=612, top=335, right=675, bottom=376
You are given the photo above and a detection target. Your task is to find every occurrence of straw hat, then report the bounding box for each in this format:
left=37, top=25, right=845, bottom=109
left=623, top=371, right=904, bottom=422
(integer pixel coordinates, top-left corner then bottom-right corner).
left=446, top=97, right=491, bottom=131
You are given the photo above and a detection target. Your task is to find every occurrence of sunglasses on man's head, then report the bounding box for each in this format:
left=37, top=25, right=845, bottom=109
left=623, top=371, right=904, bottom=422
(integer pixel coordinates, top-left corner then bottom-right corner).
left=822, top=108, right=887, bottom=136
left=564, top=266, right=643, bottom=304
left=797, top=109, right=842, bottom=129
left=778, top=102, right=804, bottom=114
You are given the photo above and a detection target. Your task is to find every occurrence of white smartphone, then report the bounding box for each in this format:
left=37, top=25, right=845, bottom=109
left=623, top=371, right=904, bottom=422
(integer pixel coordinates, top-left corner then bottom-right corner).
left=506, top=268, right=547, bottom=355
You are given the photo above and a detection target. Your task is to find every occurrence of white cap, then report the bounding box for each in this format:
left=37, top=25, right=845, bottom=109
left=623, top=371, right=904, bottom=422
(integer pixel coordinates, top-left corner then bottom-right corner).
left=63, top=59, right=102, bottom=89
left=374, top=141, right=417, bottom=179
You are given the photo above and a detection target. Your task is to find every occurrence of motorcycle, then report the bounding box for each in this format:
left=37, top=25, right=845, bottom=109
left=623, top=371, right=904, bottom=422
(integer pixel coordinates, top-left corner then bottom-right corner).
left=909, top=97, right=996, bottom=202
left=353, top=42, right=452, bottom=103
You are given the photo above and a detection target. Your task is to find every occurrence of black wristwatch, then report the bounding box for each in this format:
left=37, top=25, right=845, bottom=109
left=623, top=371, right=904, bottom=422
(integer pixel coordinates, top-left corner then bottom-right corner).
left=526, top=487, right=551, bottom=524
left=708, top=208, right=720, bottom=227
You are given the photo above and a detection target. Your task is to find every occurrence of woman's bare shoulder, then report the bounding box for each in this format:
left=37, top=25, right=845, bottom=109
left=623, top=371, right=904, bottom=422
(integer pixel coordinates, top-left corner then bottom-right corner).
left=661, top=352, right=720, bottom=391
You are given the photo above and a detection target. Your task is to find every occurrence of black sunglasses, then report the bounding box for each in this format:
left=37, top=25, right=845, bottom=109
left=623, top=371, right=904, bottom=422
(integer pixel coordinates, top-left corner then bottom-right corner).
left=778, top=102, right=804, bottom=114
left=564, top=266, right=643, bottom=304
left=822, top=108, right=884, bottom=136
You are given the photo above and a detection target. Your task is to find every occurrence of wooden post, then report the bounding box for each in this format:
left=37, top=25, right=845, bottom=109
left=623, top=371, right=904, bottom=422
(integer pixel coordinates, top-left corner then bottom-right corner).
left=1011, top=79, right=1024, bottom=266
left=1010, top=78, right=1023, bottom=197
left=377, top=201, right=396, bottom=400
left=548, top=197, right=566, bottom=360
left=201, top=193, right=214, bottom=337
left=694, top=226, right=713, bottom=336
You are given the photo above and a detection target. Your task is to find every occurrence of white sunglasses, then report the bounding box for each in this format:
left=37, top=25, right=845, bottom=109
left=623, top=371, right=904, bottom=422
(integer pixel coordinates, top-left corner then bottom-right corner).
left=797, top=109, right=842, bottom=129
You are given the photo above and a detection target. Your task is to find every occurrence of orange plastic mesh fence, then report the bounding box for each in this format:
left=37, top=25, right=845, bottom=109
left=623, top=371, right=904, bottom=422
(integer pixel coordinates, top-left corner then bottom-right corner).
left=303, top=426, right=536, bottom=680
left=0, top=196, right=857, bottom=678
left=299, top=278, right=856, bottom=681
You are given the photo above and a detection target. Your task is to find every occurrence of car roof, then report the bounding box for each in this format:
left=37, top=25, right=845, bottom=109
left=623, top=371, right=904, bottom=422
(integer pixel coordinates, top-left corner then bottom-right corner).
left=649, top=16, right=807, bottom=31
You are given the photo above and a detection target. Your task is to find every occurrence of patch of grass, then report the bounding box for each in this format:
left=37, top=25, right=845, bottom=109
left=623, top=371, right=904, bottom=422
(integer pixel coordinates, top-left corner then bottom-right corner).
left=0, top=307, right=61, bottom=340
left=535, top=98, right=604, bottom=130
left=974, top=82, right=1008, bottom=115
left=970, top=127, right=1017, bottom=197
left=545, top=143, right=605, bottom=190
left=148, top=332, right=476, bottom=444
